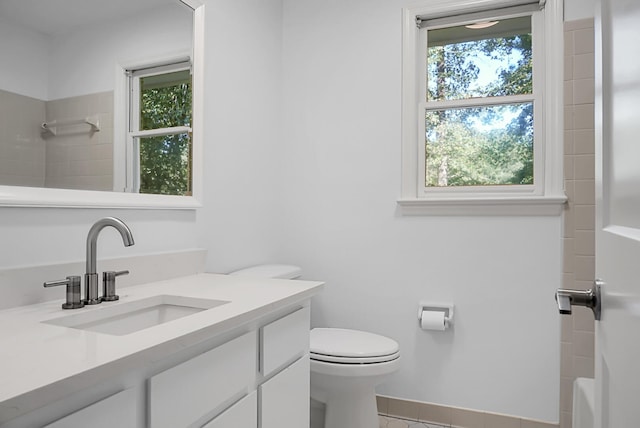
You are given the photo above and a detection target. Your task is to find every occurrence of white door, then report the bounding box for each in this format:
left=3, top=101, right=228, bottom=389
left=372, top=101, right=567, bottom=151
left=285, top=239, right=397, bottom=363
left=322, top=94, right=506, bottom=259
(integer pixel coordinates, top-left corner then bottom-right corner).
left=595, top=0, right=640, bottom=425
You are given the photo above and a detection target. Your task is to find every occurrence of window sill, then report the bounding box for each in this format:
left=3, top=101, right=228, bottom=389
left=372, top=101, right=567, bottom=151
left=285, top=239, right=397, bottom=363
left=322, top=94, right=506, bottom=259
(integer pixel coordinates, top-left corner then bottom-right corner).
left=397, top=195, right=567, bottom=216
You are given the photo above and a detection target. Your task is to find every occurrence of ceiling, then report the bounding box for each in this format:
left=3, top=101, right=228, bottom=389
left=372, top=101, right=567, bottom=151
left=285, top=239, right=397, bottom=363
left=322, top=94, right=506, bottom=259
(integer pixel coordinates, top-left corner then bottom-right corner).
left=0, top=0, right=180, bottom=36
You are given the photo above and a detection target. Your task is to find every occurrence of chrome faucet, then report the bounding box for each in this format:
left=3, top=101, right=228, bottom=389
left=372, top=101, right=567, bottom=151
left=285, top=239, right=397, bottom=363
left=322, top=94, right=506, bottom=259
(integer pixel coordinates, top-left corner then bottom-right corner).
left=84, top=217, right=135, bottom=304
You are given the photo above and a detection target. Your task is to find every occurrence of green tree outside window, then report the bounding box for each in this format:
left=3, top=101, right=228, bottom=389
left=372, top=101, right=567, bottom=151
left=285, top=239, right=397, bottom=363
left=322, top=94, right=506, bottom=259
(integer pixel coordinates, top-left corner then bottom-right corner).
left=425, top=16, right=534, bottom=187
left=139, top=70, right=192, bottom=195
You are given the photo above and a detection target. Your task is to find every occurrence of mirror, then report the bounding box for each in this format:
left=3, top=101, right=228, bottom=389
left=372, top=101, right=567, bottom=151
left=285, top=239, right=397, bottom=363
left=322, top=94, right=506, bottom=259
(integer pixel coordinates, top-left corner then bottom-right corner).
left=0, top=0, right=203, bottom=207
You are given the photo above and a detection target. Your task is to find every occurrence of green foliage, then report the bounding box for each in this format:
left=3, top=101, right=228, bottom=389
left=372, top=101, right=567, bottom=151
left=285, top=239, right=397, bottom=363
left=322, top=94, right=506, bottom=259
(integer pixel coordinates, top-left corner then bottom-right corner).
left=428, top=43, right=479, bottom=101
left=425, top=110, right=533, bottom=187
left=139, top=78, right=192, bottom=196
left=139, top=134, right=191, bottom=195
left=426, top=28, right=534, bottom=187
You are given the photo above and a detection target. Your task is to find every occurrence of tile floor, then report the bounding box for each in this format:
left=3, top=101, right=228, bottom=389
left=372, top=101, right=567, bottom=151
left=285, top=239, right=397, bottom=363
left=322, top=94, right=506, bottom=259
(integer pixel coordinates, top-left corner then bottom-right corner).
left=379, top=415, right=448, bottom=428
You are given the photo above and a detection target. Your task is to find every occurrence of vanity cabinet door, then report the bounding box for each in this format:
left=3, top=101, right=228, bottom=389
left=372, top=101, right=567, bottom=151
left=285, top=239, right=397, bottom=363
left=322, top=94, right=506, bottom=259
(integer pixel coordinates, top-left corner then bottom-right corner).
left=201, top=391, right=257, bottom=428
left=43, top=388, right=137, bottom=428
left=259, top=356, right=310, bottom=428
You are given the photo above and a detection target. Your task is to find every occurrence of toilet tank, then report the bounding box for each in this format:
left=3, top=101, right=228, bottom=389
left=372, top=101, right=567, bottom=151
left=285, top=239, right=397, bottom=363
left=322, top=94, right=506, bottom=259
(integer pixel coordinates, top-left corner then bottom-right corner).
left=229, top=264, right=302, bottom=280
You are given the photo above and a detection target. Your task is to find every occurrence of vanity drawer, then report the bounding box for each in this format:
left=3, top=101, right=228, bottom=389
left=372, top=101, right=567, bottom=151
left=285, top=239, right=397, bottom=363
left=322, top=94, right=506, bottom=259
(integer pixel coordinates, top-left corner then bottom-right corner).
left=149, top=331, right=257, bottom=428
left=201, top=391, right=257, bottom=428
left=43, top=388, right=137, bottom=428
left=260, top=306, right=310, bottom=377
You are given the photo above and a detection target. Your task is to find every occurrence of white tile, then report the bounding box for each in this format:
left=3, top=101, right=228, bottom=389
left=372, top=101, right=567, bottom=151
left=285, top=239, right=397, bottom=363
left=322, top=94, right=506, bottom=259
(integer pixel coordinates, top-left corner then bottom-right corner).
left=573, top=356, right=595, bottom=378
left=574, top=255, right=595, bottom=281
left=574, top=104, right=594, bottom=130
left=573, top=304, right=596, bottom=332
left=564, top=55, right=574, bottom=81
left=561, top=342, right=573, bottom=377
left=565, top=18, right=594, bottom=32
left=564, top=106, right=574, bottom=130
left=573, top=129, right=595, bottom=155
left=564, top=31, right=575, bottom=56
left=573, top=331, right=595, bottom=358
left=574, top=27, right=595, bottom=55
left=560, top=376, right=574, bottom=413
left=574, top=155, right=594, bottom=180
left=573, top=79, right=594, bottom=105
left=574, top=230, right=595, bottom=256
left=573, top=53, right=595, bottom=79
left=574, top=180, right=595, bottom=205
left=574, top=205, right=595, bottom=231
left=564, top=130, right=574, bottom=155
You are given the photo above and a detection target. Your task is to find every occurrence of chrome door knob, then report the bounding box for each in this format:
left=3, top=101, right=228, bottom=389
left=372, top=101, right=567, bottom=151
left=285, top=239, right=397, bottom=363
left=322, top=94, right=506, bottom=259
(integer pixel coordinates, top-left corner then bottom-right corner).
left=555, top=279, right=602, bottom=321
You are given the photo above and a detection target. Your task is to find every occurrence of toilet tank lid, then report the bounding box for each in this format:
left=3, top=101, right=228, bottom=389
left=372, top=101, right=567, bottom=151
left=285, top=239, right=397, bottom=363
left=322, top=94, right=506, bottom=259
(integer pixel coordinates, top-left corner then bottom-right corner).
left=229, top=264, right=302, bottom=279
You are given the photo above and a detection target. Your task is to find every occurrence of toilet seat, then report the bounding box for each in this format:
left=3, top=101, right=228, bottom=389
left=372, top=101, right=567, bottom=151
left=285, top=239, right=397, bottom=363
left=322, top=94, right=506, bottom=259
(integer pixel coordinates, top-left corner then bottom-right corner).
left=310, top=328, right=400, bottom=365
left=311, top=351, right=400, bottom=364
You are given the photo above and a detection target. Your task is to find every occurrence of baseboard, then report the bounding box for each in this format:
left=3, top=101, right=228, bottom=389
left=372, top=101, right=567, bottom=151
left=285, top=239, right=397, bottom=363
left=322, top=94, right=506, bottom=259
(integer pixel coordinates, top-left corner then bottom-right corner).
left=376, top=395, right=559, bottom=428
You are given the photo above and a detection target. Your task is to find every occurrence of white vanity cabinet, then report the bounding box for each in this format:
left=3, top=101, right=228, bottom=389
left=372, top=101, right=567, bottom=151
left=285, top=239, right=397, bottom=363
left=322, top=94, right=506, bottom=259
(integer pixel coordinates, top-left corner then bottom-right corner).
left=259, top=306, right=311, bottom=428
left=42, top=388, right=137, bottom=428
left=0, top=273, right=322, bottom=428
left=201, top=391, right=257, bottom=428
left=147, top=306, right=311, bottom=428
left=149, top=331, right=257, bottom=428
left=260, top=356, right=310, bottom=428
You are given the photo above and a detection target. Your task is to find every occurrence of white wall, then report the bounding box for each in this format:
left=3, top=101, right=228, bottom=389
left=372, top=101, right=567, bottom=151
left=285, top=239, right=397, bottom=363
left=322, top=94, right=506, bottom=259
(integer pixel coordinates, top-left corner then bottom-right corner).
left=197, top=0, right=284, bottom=273
left=0, top=0, right=284, bottom=292
left=0, top=209, right=198, bottom=268
left=0, top=3, right=191, bottom=101
left=0, top=4, right=201, bottom=273
left=279, top=0, right=561, bottom=422
left=47, top=4, right=192, bottom=100
left=0, top=20, right=48, bottom=100
left=0, top=0, right=568, bottom=422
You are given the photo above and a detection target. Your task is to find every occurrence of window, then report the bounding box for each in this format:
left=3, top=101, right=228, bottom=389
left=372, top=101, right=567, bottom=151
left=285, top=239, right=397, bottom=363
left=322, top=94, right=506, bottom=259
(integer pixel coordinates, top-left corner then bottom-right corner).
left=400, top=0, right=566, bottom=215
left=127, top=61, right=193, bottom=196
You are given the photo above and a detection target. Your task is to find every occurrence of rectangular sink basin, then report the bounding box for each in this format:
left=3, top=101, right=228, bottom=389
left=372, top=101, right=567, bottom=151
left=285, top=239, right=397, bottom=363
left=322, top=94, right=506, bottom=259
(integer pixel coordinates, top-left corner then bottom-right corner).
left=44, top=295, right=230, bottom=336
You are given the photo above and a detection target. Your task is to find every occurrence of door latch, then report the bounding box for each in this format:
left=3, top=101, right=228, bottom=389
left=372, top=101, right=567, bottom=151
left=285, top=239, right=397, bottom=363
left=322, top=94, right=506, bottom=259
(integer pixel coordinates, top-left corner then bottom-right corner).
left=555, top=279, right=602, bottom=321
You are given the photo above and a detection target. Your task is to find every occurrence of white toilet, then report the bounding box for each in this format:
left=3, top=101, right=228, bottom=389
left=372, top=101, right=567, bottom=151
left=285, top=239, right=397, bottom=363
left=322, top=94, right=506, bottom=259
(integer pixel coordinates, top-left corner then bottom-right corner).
left=230, top=265, right=400, bottom=428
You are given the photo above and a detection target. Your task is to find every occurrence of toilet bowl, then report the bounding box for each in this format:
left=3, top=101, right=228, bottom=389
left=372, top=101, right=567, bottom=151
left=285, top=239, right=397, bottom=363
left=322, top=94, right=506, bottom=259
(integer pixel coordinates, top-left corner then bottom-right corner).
left=310, top=327, right=400, bottom=428
left=230, top=265, right=401, bottom=428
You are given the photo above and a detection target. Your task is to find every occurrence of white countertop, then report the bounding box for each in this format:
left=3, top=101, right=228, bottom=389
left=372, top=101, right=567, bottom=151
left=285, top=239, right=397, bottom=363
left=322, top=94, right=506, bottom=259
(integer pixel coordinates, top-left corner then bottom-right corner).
left=0, top=273, right=323, bottom=422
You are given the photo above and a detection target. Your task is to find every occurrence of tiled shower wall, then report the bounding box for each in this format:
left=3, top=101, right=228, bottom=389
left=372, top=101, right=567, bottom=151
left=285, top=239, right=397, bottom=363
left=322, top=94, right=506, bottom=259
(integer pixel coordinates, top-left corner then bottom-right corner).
left=44, top=91, right=114, bottom=191
left=0, top=89, right=46, bottom=187
left=0, top=90, right=114, bottom=191
left=561, top=18, right=596, bottom=428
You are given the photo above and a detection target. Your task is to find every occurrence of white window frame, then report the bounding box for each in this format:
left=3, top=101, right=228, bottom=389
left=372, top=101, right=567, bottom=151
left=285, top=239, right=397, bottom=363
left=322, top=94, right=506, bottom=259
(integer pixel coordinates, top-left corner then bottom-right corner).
left=399, top=0, right=566, bottom=216
left=127, top=61, right=193, bottom=194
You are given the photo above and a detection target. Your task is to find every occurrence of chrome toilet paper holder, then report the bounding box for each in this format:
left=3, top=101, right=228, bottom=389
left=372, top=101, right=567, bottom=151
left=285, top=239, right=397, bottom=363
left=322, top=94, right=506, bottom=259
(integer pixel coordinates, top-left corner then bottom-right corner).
left=418, top=302, right=454, bottom=328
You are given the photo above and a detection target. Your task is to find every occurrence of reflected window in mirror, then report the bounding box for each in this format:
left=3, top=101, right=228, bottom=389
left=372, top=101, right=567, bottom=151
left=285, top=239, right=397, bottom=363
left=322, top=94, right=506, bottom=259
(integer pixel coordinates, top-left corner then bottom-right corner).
left=128, top=61, right=193, bottom=196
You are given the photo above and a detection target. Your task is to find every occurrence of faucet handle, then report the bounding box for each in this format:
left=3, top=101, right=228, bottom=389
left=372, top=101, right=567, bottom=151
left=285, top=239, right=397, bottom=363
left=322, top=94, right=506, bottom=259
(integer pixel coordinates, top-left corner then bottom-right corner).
left=101, top=270, right=129, bottom=302
left=44, top=276, right=84, bottom=309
